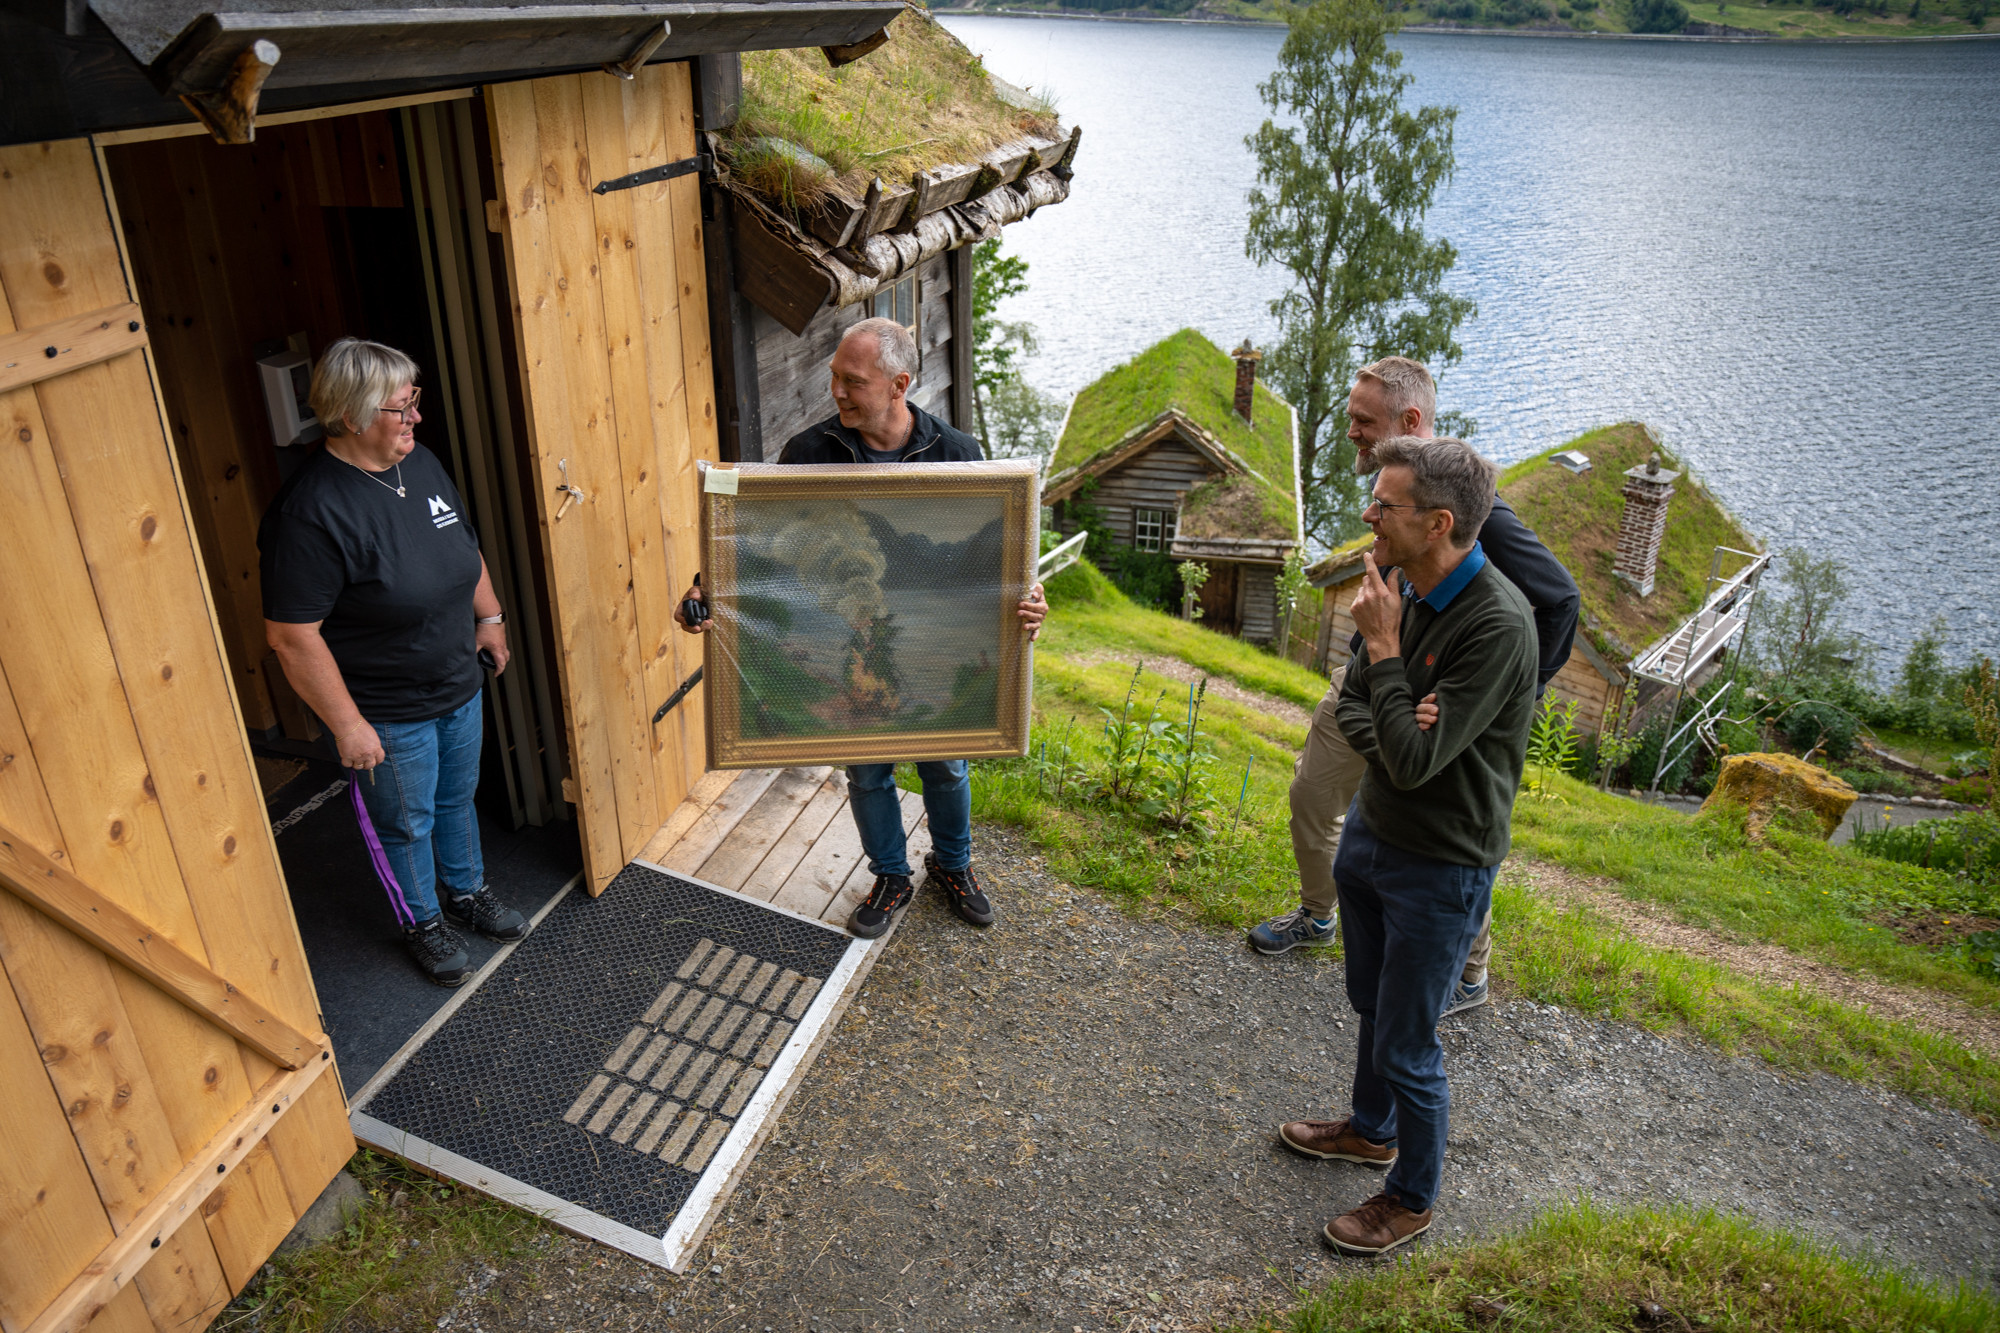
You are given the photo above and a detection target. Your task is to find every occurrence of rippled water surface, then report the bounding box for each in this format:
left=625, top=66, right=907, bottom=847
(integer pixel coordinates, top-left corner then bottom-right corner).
left=941, top=16, right=2000, bottom=661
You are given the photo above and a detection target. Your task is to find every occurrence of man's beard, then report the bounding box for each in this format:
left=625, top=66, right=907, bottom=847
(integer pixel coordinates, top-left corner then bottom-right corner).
left=1351, top=443, right=1382, bottom=478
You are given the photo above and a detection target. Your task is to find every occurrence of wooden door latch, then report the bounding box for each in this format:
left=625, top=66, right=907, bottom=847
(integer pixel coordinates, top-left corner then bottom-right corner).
left=554, top=458, right=585, bottom=520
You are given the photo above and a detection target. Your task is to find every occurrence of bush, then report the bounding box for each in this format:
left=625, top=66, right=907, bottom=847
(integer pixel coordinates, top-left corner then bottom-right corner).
left=1777, top=700, right=1860, bottom=763
left=1943, top=775, right=1992, bottom=806
left=1849, top=810, right=2000, bottom=886
left=1836, top=765, right=1913, bottom=798
left=1109, top=548, right=1182, bottom=613
left=1624, top=718, right=1695, bottom=793
left=1628, top=0, right=1689, bottom=31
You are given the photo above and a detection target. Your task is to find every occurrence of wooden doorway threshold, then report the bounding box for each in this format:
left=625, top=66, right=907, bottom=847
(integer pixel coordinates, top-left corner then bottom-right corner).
left=349, top=768, right=919, bottom=1270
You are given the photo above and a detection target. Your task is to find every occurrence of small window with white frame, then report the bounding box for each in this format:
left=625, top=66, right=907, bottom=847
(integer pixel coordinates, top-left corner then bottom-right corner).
left=870, top=274, right=921, bottom=367
left=1133, top=506, right=1176, bottom=553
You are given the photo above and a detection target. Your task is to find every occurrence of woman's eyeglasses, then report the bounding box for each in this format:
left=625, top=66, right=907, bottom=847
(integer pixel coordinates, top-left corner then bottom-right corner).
left=376, top=387, right=423, bottom=423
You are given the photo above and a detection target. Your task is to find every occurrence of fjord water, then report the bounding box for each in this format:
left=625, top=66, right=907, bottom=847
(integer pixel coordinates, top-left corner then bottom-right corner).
left=940, top=16, right=2000, bottom=662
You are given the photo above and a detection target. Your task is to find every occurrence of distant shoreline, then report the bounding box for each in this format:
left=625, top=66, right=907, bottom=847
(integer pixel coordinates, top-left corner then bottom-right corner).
left=939, top=7, right=2000, bottom=43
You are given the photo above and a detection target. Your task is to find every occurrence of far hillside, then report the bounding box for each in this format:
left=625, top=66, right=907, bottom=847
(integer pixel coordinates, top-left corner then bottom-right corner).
left=940, top=0, right=1996, bottom=40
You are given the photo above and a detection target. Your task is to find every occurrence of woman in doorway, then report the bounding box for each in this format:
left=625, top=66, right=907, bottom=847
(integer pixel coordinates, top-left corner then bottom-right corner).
left=260, top=338, right=527, bottom=987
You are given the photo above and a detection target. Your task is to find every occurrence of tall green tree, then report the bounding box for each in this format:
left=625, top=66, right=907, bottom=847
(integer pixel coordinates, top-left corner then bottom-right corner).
left=969, top=239, right=1060, bottom=461
left=1245, top=0, right=1475, bottom=547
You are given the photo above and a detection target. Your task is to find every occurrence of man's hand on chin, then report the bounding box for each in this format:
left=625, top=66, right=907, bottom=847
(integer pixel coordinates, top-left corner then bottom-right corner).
left=1350, top=552, right=1404, bottom=663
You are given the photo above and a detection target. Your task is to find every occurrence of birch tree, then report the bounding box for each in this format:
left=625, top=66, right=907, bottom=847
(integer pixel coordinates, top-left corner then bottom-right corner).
left=1246, top=0, right=1474, bottom=546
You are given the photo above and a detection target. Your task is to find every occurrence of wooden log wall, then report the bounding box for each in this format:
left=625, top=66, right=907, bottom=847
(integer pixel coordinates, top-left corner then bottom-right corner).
left=0, top=136, right=351, bottom=1333
left=1053, top=435, right=1216, bottom=547
left=103, top=113, right=405, bottom=736
left=1239, top=564, right=1278, bottom=644
left=749, top=252, right=954, bottom=453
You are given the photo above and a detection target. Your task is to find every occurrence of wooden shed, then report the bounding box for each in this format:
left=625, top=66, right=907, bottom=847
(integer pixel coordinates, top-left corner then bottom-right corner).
left=1044, top=330, right=1300, bottom=641
left=0, top=1, right=953, bottom=1327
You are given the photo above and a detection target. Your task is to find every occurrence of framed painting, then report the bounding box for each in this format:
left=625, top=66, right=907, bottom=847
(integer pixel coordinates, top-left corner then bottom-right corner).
left=699, top=459, right=1039, bottom=769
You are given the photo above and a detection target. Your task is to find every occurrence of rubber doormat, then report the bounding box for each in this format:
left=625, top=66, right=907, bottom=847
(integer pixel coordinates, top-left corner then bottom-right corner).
left=350, top=862, right=864, bottom=1268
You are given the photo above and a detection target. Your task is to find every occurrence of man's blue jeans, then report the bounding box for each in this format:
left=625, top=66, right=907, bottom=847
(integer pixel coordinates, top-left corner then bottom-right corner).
left=846, top=761, right=971, bottom=877
left=354, top=692, right=486, bottom=926
left=1333, top=800, right=1495, bottom=1215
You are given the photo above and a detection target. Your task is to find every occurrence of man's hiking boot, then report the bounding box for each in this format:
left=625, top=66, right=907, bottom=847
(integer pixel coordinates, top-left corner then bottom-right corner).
left=404, top=917, right=471, bottom=987
left=925, top=852, right=995, bottom=928
left=1440, top=975, right=1489, bottom=1020
left=849, top=873, right=914, bottom=940
left=1248, top=906, right=1335, bottom=955
left=1279, top=1117, right=1397, bottom=1167
left=1324, top=1191, right=1432, bottom=1256
left=445, top=887, right=529, bottom=941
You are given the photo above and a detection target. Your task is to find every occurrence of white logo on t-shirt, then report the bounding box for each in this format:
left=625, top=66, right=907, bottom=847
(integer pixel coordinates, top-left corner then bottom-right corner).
left=428, top=495, right=459, bottom=530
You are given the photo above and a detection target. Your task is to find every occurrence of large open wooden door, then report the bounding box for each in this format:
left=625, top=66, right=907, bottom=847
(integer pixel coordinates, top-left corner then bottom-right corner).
left=486, top=63, right=717, bottom=895
left=0, top=138, right=353, bottom=1333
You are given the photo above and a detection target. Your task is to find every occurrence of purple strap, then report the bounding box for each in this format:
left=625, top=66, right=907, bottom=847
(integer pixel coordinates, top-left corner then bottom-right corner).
left=350, top=775, right=416, bottom=927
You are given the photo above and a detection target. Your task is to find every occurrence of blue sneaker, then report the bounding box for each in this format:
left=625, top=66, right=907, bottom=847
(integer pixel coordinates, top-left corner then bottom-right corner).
left=1440, top=975, right=1489, bottom=1019
left=1248, top=907, right=1335, bottom=955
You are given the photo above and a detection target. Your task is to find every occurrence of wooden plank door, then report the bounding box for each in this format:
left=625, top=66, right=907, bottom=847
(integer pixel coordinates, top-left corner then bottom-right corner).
left=0, top=137, right=353, bottom=1333
left=486, top=63, right=718, bottom=895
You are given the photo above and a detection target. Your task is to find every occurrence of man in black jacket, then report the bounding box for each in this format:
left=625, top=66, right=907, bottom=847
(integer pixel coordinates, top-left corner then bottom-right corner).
left=1249, top=358, right=1579, bottom=1018
left=677, top=318, right=1047, bottom=940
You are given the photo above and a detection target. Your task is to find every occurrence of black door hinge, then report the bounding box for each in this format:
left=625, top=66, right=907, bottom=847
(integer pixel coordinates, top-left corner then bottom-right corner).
left=652, top=666, right=703, bottom=724
left=595, top=154, right=711, bottom=195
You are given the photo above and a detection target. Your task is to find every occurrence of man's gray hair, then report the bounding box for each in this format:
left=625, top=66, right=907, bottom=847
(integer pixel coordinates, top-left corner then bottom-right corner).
left=1371, top=436, right=1497, bottom=550
left=843, top=316, right=919, bottom=382
left=1355, top=356, right=1436, bottom=431
left=312, top=337, right=420, bottom=437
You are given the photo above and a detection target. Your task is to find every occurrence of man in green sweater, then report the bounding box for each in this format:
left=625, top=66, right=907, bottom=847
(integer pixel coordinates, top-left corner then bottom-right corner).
left=1279, top=436, right=1537, bottom=1256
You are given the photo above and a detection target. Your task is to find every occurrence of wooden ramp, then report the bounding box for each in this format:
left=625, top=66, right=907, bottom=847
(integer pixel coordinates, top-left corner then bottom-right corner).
left=350, top=768, right=918, bottom=1271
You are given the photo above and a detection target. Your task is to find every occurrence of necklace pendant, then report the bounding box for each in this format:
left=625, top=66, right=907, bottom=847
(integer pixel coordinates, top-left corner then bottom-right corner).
left=395, top=486, right=407, bottom=497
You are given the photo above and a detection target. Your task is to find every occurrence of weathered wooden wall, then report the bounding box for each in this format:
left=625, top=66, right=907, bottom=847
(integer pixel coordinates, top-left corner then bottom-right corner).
left=487, top=63, right=717, bottom=894
left=748, top=252, right=954, bottom=454
left=0, top=136, right=351, bottom=1333
left=1239, top=563, right=1278, bottom=644
left=1053, top=434, right=1217, bottom=547
left=104, top=113, right=406, bottom=737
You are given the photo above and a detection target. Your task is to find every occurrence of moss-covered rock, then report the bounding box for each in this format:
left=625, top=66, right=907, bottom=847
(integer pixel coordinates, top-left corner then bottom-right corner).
left=1701, top=751, right=1857, bottom=840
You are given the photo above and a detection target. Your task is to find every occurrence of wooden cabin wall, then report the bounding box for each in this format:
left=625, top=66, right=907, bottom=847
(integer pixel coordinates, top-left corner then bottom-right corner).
left=104, top=113, right=405, bottom=736
left=1239, top=564, right=1279, bottom=644
left=0, top=137, right=351, bottom=1333
left=1053, top=436, right=1215, bottom=546
left=749, top=251, right=954, bottom=453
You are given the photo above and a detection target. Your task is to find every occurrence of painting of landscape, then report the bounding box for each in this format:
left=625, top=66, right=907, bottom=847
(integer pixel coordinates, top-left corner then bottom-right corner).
left=701, top=464, right=1036, bottom=768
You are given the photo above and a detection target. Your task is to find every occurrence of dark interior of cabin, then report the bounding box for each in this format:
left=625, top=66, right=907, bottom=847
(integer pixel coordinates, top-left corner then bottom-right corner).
left=104, top=100, right=582, bottom=1090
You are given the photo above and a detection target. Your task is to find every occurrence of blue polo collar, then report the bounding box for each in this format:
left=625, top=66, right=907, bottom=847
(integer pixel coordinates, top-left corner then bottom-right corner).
left=1401, top=541, right=1487, bottom=611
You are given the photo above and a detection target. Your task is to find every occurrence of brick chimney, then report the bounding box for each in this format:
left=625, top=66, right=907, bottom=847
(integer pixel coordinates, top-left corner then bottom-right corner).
left=1231, top=340, right=1262, bottom=424
left=1613, top=452, right=1680, bottom=597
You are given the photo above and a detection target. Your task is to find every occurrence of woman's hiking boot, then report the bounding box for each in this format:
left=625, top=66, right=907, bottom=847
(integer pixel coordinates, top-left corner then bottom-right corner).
left=445, top=887, right=529, bottom=941
left=924, top=852, right=994, bottom=927
left=850, top=873, right=914, bottom=939
left=404, top=917, right=471, bottom=987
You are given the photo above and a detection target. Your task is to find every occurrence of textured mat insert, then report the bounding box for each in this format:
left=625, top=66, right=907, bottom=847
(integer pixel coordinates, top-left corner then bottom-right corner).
left=357, top=863, right=854, bottom=1239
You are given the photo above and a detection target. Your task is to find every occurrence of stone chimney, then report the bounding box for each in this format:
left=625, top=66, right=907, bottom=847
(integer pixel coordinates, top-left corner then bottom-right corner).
left=1613, top=452, right=1680, bottom=597
left=1231, top=340, right=1262, bottom=424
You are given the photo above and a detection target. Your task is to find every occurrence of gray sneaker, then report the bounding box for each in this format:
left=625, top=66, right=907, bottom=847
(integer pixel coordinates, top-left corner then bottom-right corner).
left=1440, top=975, right=1489, bottom=1019
left=1248, top=906, right=1336, bottom=955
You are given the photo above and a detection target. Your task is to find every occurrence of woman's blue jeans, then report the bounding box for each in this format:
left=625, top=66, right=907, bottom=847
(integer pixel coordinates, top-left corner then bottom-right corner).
left=1333, top=800, right=1495, bottom=1216
left=845, top=761, right=971, bottom=877
left=353, top=691, right=486, bottom=926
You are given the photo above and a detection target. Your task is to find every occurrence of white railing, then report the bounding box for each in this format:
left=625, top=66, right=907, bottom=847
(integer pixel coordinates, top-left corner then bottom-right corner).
left=1037, top=530, right=1089, bottom=581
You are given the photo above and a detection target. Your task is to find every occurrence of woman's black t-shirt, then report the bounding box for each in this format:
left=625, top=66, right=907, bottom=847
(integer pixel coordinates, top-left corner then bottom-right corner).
left=259, top=443, right=483, bottom=723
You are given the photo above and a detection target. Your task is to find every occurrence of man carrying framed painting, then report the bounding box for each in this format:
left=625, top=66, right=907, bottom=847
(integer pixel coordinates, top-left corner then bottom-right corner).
left=677, top=317, right=1048, bottom=940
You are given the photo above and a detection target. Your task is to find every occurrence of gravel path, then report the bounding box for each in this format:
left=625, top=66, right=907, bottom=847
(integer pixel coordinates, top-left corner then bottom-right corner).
left=422, top=827, right=2000, bottom=1333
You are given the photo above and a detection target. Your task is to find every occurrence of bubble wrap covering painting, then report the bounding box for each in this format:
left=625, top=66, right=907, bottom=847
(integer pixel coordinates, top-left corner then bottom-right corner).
left=699, top=459, right=1038, bottom=769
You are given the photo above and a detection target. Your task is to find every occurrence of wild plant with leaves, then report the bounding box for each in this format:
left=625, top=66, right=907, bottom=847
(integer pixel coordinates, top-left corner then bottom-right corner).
left=1177, top=560, right=1209, bottom=620
left=1157, top=678, right=1220, bottom=834
left=1524, top=693, right=1582, bottom=802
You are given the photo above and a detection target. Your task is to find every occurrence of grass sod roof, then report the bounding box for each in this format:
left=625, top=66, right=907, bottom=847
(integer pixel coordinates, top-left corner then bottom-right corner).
left=1306, top=422, right=1760, bottom=663
left=732, top=9, right=1058, bottom=199
left=1053, top=329, right=1299, bottom=542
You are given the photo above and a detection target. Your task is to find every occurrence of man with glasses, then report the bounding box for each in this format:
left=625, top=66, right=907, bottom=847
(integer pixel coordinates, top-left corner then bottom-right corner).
left=1249, top=358, right=1578, bottom=1022
left=1282, top=435, right=1537, bottom=1255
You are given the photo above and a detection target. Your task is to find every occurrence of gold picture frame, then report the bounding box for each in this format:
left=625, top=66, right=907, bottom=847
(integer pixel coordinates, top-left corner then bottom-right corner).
left=699, top=459, right=1039, bottom=770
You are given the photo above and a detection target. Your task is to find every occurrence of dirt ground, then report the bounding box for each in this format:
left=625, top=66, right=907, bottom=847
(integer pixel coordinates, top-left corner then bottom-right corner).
left=418, top=827, right=2000, bottom=1333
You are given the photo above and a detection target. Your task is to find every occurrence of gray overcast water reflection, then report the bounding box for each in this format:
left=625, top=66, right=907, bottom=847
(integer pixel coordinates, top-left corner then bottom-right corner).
left=940, top=17, right=2000, bottom=662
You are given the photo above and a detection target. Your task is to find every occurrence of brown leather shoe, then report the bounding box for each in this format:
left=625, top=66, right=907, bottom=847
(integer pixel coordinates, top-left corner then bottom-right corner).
left=1324, top=1191, right=1433, bottom=1256
left=1278, top=1117, right=1397, bottom=1166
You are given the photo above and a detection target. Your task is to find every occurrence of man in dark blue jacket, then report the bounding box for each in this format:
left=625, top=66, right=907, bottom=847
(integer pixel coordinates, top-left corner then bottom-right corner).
left=678, top=318, right=1047, bottom=940
left=1250, top=358, right=1579, bottom=1018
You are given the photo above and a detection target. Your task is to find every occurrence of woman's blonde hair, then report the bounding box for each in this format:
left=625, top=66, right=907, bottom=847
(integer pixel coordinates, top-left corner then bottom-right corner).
left=311, top=337, right=419, bottom=437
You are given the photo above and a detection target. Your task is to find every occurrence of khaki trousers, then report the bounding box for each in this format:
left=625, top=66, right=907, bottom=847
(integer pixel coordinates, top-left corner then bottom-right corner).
left=1288, top=666, right=1493, bottom=984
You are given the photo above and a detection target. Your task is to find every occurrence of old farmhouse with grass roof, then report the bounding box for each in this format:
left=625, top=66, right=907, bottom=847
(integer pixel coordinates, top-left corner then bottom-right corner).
left=1046, top=330, right=1302, bottom=643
